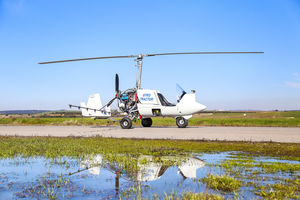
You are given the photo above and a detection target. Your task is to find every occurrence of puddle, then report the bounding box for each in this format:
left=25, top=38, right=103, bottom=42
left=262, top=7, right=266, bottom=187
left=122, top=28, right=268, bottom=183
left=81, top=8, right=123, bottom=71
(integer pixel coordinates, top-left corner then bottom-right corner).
left=0, top=152, right=299, bottom=199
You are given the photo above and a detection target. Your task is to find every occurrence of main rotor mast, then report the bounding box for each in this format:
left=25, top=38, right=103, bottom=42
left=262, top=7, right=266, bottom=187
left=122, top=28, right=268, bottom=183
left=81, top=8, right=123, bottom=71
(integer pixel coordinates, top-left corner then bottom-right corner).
left=136, top=54, right=143, bottom=89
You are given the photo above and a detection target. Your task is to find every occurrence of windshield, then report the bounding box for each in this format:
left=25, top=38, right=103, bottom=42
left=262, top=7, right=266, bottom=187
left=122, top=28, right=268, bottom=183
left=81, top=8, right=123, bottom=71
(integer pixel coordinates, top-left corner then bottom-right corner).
left=176, top=84, right=186, bottom=102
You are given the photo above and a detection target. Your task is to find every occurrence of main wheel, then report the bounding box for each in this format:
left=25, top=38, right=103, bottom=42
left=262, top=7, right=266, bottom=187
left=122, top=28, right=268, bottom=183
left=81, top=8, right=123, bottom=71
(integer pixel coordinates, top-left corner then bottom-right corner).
left=141, top=118, right=152, bottom=127
left=176, top=117, right=188, bottom=128
left=120, top=117, right=132, bottom=129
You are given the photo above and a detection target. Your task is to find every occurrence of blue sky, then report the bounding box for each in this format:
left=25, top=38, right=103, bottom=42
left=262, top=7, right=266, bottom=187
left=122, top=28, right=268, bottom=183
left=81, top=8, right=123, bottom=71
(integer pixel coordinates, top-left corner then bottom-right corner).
left=0, top=0, right=299, bottom=110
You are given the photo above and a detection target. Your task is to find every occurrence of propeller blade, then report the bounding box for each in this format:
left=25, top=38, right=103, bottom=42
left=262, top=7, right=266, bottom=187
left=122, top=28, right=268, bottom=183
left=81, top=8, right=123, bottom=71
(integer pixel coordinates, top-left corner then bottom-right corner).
left=144, top=52, right=264, bottom=57
left=98, top=97, right=117, bottom=111
left=106, top=97, right=117, bottom=107
left=39, top=55, right=137, bottom=64
left=115, top=74, right=119, bottom=92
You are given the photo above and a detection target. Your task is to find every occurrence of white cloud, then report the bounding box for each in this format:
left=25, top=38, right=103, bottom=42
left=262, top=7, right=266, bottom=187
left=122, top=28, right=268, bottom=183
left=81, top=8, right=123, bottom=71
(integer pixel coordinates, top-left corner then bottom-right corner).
left=286, top=82, right=300, bottom=89
left=293, top=72, right=300, bottom=80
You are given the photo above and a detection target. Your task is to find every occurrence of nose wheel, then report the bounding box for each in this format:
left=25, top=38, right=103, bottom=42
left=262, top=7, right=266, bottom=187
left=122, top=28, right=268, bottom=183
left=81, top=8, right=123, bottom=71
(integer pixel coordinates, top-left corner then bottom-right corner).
left=120, top=117, right=132, bottom=129
left=176, top=117, right=188, bottom=128
left=141, top=118, right=152, bottom=127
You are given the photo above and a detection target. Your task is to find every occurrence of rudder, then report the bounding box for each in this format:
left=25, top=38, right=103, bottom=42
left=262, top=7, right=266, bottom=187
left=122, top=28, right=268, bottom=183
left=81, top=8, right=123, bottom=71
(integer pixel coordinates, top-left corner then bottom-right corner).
left=87, top=94, right=102, bottom=109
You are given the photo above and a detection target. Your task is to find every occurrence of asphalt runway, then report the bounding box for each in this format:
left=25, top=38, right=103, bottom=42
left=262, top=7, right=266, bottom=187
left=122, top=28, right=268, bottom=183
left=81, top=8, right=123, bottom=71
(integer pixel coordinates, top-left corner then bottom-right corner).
left=0, top=126, right=299, bottom=143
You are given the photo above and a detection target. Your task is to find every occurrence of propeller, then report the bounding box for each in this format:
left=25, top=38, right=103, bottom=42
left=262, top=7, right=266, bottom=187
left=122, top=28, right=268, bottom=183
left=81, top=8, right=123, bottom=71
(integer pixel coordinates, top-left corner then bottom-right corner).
left=96, top=73, right=120, bottom=110
left=38, top=52, right=264, bottom=64
left=115, top=73, right=119, bottom=93
left=106, top=97, right=117, bottom=107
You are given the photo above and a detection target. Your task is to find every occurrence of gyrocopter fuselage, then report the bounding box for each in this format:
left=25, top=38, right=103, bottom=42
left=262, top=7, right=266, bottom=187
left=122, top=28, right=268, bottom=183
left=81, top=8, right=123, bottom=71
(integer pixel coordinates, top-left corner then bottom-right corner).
left=39, top=51, right=263, bottom=129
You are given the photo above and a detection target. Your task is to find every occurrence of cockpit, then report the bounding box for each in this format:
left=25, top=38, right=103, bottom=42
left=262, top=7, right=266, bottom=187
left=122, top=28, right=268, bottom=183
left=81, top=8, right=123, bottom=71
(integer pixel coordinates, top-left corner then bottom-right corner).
left=157, top=93, right=175, bottom=106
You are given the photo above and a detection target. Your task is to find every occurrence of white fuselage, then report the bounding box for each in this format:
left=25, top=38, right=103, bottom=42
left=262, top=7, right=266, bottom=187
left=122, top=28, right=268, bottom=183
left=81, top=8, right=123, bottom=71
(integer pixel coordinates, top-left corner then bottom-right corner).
left=137, top=89, right=206, bottom=119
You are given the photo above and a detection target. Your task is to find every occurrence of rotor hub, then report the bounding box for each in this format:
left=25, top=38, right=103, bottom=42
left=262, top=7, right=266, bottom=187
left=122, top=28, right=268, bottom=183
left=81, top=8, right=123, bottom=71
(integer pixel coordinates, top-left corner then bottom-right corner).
left=137, top=54, right=143, bottom=60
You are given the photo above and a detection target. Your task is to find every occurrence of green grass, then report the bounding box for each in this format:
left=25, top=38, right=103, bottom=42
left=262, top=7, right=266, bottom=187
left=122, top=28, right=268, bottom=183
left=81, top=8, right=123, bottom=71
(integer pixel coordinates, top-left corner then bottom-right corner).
left=201, top=174, right=242, bottom=192
left=0, top=118, right=110, bottom=126
left=0, top=137, right=299, bottom=160
left=162, top=192, right=225, bottom=200
left=168, top=118, right=300, bottom=127
left=198, top=111, right=300, bottom=118
left=22, top=172, right=71, bottom=199
left=221, top=159, right=300, bottom=173
left=0, top=116, right=300, bottom=127
left=215, top=155, right=300, bottom=199
left=255, top=183, right=299, bottom=199
left=1, top=110, right=300, bottom=127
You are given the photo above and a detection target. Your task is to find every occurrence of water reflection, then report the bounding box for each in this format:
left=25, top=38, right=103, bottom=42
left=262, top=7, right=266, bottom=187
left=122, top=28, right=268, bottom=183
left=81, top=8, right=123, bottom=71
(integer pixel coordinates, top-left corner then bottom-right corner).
left=80, top=154, right=103, bottom=175
left=76, top=154, right=205, bottom=197
left=1, top=153, right=298, bottom=199
left=178, top=157, right=205, bottom=179
left=79, top=154, right=205, bottom=180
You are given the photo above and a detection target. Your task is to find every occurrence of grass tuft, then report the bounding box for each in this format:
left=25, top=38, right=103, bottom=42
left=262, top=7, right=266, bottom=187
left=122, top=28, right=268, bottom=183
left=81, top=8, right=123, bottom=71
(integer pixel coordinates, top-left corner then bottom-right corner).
left=255, top=183, right=299, bottom=199
left=201, top=174, right=242, bottom=192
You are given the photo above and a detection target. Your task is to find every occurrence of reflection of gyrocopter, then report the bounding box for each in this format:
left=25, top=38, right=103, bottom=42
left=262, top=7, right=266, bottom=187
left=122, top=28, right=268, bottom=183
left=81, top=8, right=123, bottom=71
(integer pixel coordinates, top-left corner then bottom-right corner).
left=39, top=51, right=263, bottom=128
left=70, top=154, right=205, bottom=196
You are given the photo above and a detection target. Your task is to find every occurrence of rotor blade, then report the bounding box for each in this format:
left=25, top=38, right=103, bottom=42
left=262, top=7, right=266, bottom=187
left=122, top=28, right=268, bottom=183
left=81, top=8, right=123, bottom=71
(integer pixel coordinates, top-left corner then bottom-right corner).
left=144, top=52, right=264, bottom=57
left=39, top=55, right=137, bottom=64
left=115, top=74, right=119, bottom=92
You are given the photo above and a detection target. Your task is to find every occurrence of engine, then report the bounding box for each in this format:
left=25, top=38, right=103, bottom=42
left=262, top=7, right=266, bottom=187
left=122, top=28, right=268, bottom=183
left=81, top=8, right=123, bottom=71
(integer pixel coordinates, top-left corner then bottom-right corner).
left=117, top=88, right=138, bottom=117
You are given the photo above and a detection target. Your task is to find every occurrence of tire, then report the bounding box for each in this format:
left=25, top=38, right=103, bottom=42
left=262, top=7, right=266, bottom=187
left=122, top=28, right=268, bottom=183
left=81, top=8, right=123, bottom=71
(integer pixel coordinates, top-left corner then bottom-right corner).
left=120, top=117, right=132, bottom=129
left=176, top=117, right=188, bottom=128
left=141, top=118, right=152, bottom=127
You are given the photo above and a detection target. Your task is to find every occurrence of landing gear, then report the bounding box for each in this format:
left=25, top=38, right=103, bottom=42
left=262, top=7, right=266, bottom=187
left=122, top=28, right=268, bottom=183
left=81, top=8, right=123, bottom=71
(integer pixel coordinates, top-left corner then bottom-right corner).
left=176, top=117, right=188, bottom=128
left=120, top=117, right=132, bottom=129
left=141, top=118, right=152, bottom=127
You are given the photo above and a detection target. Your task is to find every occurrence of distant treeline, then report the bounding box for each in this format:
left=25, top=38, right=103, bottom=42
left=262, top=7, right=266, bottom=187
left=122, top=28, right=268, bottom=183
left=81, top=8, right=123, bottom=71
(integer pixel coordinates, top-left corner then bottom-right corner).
left=0, top=110, right=51, bottom=115
left=202, top=110, right=300, bottom=113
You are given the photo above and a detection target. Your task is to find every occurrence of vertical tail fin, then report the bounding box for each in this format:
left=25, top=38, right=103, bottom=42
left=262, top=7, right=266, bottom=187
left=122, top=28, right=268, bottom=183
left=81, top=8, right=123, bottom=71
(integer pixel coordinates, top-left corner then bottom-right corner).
left=77, top=93, right=111, bottom=118
left=87, top=94, right=102, bottom=109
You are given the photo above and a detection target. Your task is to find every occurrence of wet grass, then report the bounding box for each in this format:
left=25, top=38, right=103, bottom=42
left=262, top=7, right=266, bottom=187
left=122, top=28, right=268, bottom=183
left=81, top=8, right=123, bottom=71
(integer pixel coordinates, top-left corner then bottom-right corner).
left=201, top=174, right=242, bottom=192
left=214, top=155, right=300, bottom=199
left=0, top=137, right=299, bottom=161
left=255, top=183, right=299, bottom=199
left=221, top=159, right=300, bottom=173
left=4, top=153, right=299, bottom=200
left=0, top=136, right=299, bottom=199
left=0, top=137, right=300, bottom=200
left=163, top=192, right=224, bottom=200
left=19, top=173, right=72, bottom=199
left=1, top=136, right=299, bottom=197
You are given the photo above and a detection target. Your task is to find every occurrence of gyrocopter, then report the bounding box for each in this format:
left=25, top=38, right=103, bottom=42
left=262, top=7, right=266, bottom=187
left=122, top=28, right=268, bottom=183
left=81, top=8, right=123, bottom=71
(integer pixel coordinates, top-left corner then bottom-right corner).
left=39, top=51, right=263, bottom=129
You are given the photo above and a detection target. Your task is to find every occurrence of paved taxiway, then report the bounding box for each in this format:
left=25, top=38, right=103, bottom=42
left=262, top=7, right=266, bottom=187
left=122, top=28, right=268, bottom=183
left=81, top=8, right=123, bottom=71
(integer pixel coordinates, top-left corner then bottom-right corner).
left=0, top=126, right=299, bottom=143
